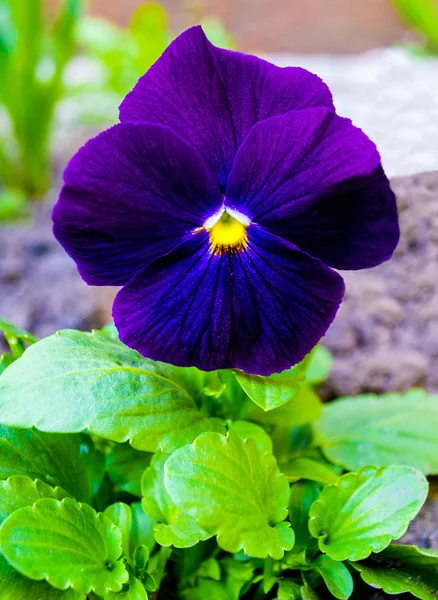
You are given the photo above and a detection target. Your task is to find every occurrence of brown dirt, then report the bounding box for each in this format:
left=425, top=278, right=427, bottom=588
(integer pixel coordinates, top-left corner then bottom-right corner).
left=322, top=171, right=438, bottom=399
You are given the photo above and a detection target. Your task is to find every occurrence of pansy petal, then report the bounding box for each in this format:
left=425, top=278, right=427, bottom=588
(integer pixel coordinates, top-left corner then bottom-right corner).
left=53, top=122, right=222, bottom=285
left=226, top=108, right=399, bottom=270
left=113, top=227, right=345, bottom=376
left=119, top=26, right=334, bottom=190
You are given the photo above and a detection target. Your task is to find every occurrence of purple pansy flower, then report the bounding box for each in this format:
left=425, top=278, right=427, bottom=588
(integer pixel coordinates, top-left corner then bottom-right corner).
left=53, top=26, right=399, bottom=376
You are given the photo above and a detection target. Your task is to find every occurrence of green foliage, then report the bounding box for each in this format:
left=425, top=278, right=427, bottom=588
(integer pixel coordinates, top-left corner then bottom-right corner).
left=288, top=480, right=320, bottom=553
left=0, top=323, right=436, bottom=598
left=141, top=452, right=210, bottom=548
left=351, top=544, right=438, bottom=599
left=165, top=431, right=294, bottom=559
left=391, top=0, right=438, bottom=52
left=106, top=443, right=152, bottom=497
left=0, top=497, right=128, bottom=596
left=0, top=426, right=100, bottom=502
left=234, top=369, right=302, bottom=410
left=314, top=389, right=438, bottom=474
left=0, top=0, right=81, bottom=208
left=0, top=330, right=225, bottom=451
left=309, top=465, right=428, bottom=561
left=310, top=555, right=353, bottom=599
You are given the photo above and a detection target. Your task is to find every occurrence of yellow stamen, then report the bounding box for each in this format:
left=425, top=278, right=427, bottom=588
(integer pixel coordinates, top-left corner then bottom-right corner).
left=207, top=211, right=248, bottom=255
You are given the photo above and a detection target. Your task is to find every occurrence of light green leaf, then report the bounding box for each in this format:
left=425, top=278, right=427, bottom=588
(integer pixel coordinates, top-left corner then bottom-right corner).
left=0, top=475, right=69, bottom=524
left=0, top=426, right=95, bottom=502
left=165, top=431, right=294, bottom=559
left=234, top=370, right=302, bottom=411
left=246, top=386, right=322, bottom=428
left=311, top=554, right=353, bottom=599
left=104, top=575, right=147, bottom=600
left=0, top=353, right=14, bottom=374
left=130, top=502, right=156, bottom=555
left=277, top=579, right=302, bottom=600
left=308, top=465, right=428, bottom=561
left=0, top=555, right=85, bottom=600
left=0, top=330, right=225, bottom=452
left=0, top=317, right=38, bottom=358
left=0, top=475, right=82, bottom=599
left=288, top=480, right=320, bottom=553
left=351, top=544, right=438, bottom=600
left=228, top=420, right=273, bottom=454
left=304, top=346, right=333, bottom=385
left=283, top=458, right=339, bottom=485
left=141, top=452, right=209, bottom=548
left=314, top=390, right=438, bottom=474
left=106, top=443, right=152, bottom=497
left=104, top=503, right=132, bottom=559
left=183, top=579, right=230, bottom=600
left=300, top=584, right=320, bottom=600
left=0, top=497, right=129, bottom=596
left=220, top=556, right=256, bottom=599
left=197, top=557, right=221, bottom=580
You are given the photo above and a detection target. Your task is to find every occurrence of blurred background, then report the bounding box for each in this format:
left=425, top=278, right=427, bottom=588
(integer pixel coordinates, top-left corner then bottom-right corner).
left=1, top=0, right=438, bottom=400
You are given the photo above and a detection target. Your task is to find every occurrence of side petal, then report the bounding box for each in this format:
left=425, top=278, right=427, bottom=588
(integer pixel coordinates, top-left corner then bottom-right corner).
left=53, top=122, right=222, bottom=285
left=113, top=227, right=345, bottom=376
left=119, top=26, right=334, bottom=190
left=226, top=108, right=399, bottom=270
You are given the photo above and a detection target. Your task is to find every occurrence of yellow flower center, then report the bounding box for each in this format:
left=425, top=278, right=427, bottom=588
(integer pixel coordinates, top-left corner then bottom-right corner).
left=207, top=211, right=248, bottom=255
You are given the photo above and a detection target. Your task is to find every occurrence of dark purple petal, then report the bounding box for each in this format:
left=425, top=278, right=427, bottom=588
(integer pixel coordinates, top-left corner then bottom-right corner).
left=119, top=26, right=334, bottom=190
left=226, top=108, right=399, bottom=270
left=53, top=122, right=222, bottom=286
left=113, top=227, right=345, bottom=376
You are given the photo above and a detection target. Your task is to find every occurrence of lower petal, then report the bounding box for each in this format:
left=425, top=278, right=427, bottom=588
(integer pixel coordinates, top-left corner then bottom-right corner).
left=113, top=228, right=345, bottom=375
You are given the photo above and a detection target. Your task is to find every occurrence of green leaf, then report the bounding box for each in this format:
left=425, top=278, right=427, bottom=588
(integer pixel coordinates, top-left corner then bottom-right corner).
left=141, top=452, right=209, bottom=548
left=227, top=420, right=273, bottom=453
left=288, top=480, right=320, bottom=553
left=0, top=330, right=225, bottom=452
left=311, top=555, right=353, bottom=599
left=104, top=575, right=147, bottom=600
left=0, top=555, right=85, bottom=600
left=183, top=579, right=230, bottom=600
left=0, top=475, right=81, bottom=598
left=0, top=352, right=14, bottom=374
left=390, top=0, right=438, bottom=49
left=0, top=425, right=96, bottom=502
left=104, top=502, right=132, bottom=560
left=165, top=431, right=294, bottom=559
left=0, top=317, right=38, bottom=357
left=246, top=386, right=322, bottom=428
left=106, top=443, right=152, bottom=497
left=220, top=556, right=256, bottom=599
left=304, top=346, right=332, bottom=385
left=130, top=502, right=156, bottom=555
left=276, top=579, right=302, bottom=599
left=314, top=390, right=438, bottom=474
left=197, top=557, right=221, bottom=580
left=0, top=497, right=129, bottom=596
left=0, top=475, right=69, bottom=524
left=282, top=458, right=339, bottom=485
left=308, top=465, right=428, bottom=561
left=351, top=544, right=438, bottom=600
left=234, top=370, right=302, bottom=411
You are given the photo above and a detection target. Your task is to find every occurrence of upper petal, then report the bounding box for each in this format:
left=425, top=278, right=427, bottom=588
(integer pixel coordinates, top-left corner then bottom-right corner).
left=53, top=122, right=222, bottom=285
left=226, top=108, right=399, bottom=270
left=113, top=227, right=345, bottom=376
left=119, top=26, right=334, bottom=190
